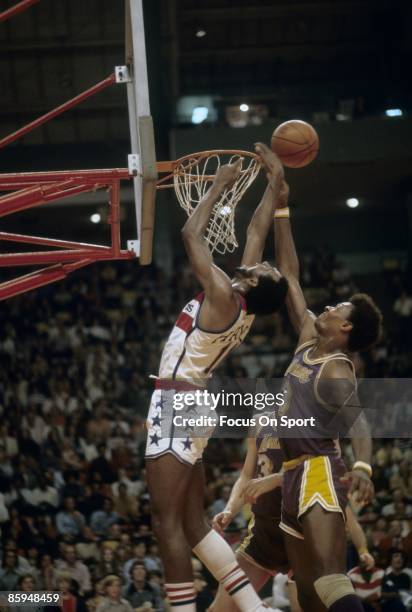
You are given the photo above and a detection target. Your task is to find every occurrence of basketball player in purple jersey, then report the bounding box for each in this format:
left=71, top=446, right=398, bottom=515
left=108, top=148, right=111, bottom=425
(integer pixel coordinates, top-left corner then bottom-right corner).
left=255, top=143, right=382, bottom=612
left=209, top=428, right=373, bottom=612
left=146, top=157, right=288, bottom=612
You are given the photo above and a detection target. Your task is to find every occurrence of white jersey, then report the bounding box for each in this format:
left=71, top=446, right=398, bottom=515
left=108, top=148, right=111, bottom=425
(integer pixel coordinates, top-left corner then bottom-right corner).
left=158, top=292, right=255, bottom=380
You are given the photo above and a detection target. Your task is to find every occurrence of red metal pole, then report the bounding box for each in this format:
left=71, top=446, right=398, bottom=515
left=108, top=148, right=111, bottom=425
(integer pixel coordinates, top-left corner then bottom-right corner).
left=109, top=181, right=121, bottom=256
left=0, top=168, right=130, bottom=186
left=0, top=0, right=39, bottom=23
left=0, top=181, right=103, bottom=218
left=0, top=231, right=112, bottom=252
left=0, top=249, right=135, bottom=267
left=0, top=259, right=91, bottom=301
left=0, top=74, right=116, bottom=149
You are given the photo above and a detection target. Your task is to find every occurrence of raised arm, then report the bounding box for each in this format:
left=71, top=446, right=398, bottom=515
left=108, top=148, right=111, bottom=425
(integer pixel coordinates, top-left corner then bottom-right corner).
left=241, top=152, right=284, bottom=266
left=255, top=143, right=316, bottom=343
left=181, top=160, right=242, bottom=329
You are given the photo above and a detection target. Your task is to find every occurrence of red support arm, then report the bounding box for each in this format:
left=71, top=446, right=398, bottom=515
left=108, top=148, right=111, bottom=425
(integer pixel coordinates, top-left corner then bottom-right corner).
left=0, top=249, right=134, bottom=267
left=0, top=74, right=116, bottom=149
left=0, top=260, right=91, bottom=302
left=0, top=168, right=131, bottom=187
left=0, top=231, right=112, bottom=252
left=0, top=181, right=104, bottom=218
left=0, top=0, right=39, bottom=23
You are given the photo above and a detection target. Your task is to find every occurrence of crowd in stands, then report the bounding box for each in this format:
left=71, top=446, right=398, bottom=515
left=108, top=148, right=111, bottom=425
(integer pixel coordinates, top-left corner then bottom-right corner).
left=0, top=251, right=411, bottom=611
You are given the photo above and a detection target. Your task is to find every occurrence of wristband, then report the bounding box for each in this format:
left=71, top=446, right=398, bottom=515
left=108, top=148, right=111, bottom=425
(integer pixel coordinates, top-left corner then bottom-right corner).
left=353, top=461, right=373, bottom=478
left=358, top=547, right=369, bottom=556
left=274, top=207, right=290, bottom=219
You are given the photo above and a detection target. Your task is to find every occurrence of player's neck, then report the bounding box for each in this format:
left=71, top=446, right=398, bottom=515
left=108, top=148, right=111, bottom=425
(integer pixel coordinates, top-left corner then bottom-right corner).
left=312, top=335, right=346, bottom=357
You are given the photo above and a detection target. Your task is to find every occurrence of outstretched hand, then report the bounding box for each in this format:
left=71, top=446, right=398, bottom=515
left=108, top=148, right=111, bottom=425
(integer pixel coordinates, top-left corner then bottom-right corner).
left=214, top=157, right=243, bottom=190
left=254, top=142, right=284, bottom=188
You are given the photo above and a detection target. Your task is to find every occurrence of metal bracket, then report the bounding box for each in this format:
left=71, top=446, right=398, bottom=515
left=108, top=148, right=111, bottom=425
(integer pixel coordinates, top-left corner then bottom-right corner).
left=115, top=65, right=132, bottom=83
left=127, top=239, right=140, bottom=256
left=128, top=153, right=141, bottom=176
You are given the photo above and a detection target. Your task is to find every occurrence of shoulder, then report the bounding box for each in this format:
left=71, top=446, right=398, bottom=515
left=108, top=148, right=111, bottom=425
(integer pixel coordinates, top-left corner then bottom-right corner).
left=320, top=357, right=355, bottom=381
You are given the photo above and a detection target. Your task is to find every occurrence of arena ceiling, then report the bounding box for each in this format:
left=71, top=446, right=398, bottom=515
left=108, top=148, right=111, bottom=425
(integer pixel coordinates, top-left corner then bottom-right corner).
left=0, top=0, right=411, bottom=247
left=0, top=0, right=409, bottom=146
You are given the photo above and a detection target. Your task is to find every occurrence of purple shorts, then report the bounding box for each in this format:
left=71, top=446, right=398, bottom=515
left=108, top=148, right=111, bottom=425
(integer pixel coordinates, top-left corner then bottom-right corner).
left=280, top=455, right=349, bottom=540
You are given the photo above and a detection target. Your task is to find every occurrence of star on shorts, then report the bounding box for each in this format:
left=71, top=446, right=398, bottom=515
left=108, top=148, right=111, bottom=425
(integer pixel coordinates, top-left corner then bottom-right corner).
left=182, top=438, right=192, bottom=451
left=152, top=414, right=162, bottom=427
left=149, top=433, right=160, bottom=446
left=155, top=397, right=166, bottom=410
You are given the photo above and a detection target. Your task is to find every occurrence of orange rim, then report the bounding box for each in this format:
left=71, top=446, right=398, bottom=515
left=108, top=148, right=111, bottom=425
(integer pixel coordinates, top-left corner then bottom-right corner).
left=156, top=149, right=260, bottom=189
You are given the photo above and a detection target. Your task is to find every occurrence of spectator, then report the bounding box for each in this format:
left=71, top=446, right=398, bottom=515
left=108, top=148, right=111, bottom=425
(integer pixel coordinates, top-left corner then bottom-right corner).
left=0, top=549, right=22, bottom=591
left=379, top=521, right=412, bottom=559
left=56, top=497, right=86, bottom=539
left=38, top=554, right=57, bottom=591
left=382, top=490, right=412, bottom=519
left=144, top=541, right=162, bottom=573
left=122, top=542, right=147, bottom=583
left=28, top=475, right=59, bottom=512
left=56, top=545, right=92, bottom=595
left=94, top=547, right=122, bottom=581
left=57, top=573, right=87, bottom=612
left=97, top=576, right=133, bottom=612
left=13, top=574, right=43, bottom=612
left=90, top=445, right=115, bottom=484
left=113, top=483, right=139, bottom=521
left=381, top=551, right=412, bottom=611
left=123, top=562, right=158, bottom=610
left=348, top=557, right=384, bottom=612
left=90, top=498, right=120, bottom=538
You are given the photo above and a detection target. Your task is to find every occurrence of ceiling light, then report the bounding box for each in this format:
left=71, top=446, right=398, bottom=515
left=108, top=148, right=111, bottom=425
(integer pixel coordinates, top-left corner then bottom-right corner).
left=385, top=108, right=402, bottom=117
left=196, top=29, right=206, bottom=38
left=239, top=104, right=249, bottom=112
left=346, top=198, right=359, bottom=209
left=90, top=213, right=101, bottom=223
left=191, top=106, right=209, bottom=124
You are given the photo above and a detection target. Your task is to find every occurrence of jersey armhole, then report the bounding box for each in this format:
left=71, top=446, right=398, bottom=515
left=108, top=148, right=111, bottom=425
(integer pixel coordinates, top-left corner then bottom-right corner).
left=314, top=356, right=357, bottom=412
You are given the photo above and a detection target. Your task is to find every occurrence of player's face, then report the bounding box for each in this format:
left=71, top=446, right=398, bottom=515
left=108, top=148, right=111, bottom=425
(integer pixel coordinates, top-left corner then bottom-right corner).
left=234, top=261, right=282, bottom=285
left=315, top=302, right=354, bottom=335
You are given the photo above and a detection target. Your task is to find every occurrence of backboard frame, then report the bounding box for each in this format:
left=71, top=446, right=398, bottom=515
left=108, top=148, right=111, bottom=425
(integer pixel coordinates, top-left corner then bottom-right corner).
left=125, top=0, right=158, bottom=265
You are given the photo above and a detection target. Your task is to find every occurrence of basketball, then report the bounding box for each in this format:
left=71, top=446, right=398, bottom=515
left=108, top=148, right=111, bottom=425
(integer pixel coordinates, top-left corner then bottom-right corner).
left=271, top=120, right=319, bottom=168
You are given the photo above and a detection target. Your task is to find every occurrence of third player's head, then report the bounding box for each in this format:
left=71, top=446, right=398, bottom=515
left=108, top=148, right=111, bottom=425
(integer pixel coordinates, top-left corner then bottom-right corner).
left=315, top=293, right=382, bottom=352
left=232, top=261, right=288, bottom=315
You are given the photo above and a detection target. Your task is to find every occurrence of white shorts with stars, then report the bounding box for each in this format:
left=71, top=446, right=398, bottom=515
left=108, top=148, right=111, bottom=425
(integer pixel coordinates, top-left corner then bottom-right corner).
left=145, top=388, right=215, bottom=466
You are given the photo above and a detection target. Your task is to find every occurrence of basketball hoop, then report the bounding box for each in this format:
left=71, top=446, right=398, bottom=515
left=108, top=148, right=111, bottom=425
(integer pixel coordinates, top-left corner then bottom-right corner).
left=163, top=150, right=261, bottom=255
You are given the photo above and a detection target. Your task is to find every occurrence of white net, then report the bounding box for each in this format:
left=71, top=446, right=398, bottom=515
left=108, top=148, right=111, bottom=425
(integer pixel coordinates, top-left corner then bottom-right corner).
left=173, top=151, right=261, bottom=255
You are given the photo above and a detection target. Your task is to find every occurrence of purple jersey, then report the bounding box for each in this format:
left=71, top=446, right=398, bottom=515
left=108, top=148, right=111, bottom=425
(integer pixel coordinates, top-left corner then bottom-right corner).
left=252, top=424, right=283, bottom=519
left=280, top=340, right=355, bottom=461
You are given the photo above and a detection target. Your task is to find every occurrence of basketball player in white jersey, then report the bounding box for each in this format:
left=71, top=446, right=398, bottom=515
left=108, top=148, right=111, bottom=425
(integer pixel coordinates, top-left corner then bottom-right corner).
left=145, top=157, right=288, bottom=612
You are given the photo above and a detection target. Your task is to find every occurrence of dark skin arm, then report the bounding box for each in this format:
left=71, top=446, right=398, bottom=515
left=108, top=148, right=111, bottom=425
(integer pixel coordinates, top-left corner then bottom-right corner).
left=317, top=359, right=374, bottom=504
left=255, top=142, right=317, bottom=344
left=241, top=151, right=284, bottom=266
left=181, top=160, right=243, bottom=331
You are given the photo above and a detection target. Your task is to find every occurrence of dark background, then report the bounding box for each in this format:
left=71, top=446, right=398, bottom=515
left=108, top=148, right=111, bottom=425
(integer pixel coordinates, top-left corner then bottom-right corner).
left=0, top=0, right=411, bottom=275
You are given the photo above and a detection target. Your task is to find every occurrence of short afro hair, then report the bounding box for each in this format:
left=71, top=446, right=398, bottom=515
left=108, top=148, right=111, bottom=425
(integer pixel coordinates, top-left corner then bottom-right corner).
left=245, top=276, right=288, bottom=316
left=347, top=293, right=383, bottom=352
